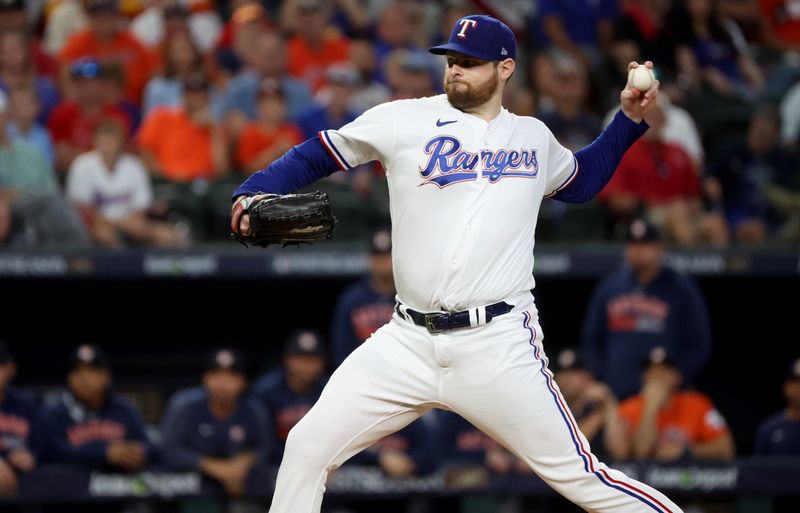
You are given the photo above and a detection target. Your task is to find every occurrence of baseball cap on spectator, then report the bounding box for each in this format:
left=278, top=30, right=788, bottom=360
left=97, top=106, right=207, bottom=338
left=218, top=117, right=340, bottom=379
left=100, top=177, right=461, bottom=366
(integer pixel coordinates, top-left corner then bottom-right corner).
left=0, top=0, right=24, bottom=11
left=370, top=228, right=392, bottom=255
left=284, top=329, right=326, bottom=358
left=553, top=348, right=586, bottom=373
left=0, top=340, right=13, bottom=364
left=643, top=346, right=678, bottom=369
left=68, top=344, right=111, bottom=371
left=70, top=58, right=104, bottom=79
left=326, top=63, right=361, bottom=87
left=626, top=218, right=662, bottom=243
left=85, top=0, right=119, bottom=14
left=786, top=358, right=800, bottom=381
left=429, top=15, right=516, bottom=61
left=204, top=348, right=248, bottom=375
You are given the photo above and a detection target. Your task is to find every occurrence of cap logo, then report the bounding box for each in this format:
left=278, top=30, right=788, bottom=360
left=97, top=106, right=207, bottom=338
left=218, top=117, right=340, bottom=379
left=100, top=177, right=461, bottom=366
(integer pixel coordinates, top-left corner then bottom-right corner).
left=229, top=425, right=246, bottom=442
left=456, top=18, right=477, bottom=38
left=78, top=345, right=95, bottom=362
left=650, top=346, right=667, bottom=364
left=501, top=47, right=508, bottom=56
left=558, top=350, right=576, bottom=369
left=631, top=219, right=646, bottom=240
left=216, top=350, right=234, bottom=368
left=373, top=231, right=391, bottom=252
left=298, top=333, right=318, bottom=352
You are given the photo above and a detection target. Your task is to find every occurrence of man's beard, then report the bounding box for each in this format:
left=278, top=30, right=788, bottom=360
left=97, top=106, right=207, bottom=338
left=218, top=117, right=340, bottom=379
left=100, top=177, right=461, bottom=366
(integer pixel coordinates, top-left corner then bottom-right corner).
left=445, top=70, right=499, bottom=111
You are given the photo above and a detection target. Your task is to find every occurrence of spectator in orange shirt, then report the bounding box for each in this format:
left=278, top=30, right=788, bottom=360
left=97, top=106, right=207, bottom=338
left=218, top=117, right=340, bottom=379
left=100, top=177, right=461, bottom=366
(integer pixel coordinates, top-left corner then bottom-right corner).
left=48, top=58, right=132, bottom=173
left=137, top=72, right=229, bottom=182
left=285, top=0, right=350, bottom=92
left=236, top=78, right=303, bottom=174
left=58, top=0, right=154, bottom=105
left=618, top=346, right=735, bottom=461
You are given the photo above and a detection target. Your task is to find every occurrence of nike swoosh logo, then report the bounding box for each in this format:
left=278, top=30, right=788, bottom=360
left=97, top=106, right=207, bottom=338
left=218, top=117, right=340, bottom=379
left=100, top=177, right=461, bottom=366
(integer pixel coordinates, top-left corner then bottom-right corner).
left=436, top=119, right=458, bottom=127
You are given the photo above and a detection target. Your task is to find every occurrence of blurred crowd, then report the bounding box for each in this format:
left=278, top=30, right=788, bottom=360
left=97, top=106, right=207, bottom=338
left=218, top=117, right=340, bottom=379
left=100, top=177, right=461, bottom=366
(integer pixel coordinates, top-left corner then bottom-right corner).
left=0, top=0, right=798, bottom=248
left=1, top=224, right=799, bottom=512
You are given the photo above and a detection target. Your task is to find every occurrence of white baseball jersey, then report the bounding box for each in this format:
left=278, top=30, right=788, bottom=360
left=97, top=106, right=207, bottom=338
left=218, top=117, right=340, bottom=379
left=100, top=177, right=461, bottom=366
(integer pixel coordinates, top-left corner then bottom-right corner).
left=66, top=151, right=153, bottom=221
left=320, top=94, right=578, bottom=312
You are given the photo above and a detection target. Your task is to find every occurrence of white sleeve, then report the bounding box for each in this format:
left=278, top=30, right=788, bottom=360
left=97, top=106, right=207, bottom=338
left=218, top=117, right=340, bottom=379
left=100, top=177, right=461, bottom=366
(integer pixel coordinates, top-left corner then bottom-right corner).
left=542, top=125, right=578, bottom=198
left=319, top=101, right=395, bottom=170
left=65, top=155, right=94, bottom=205
left=129, top=156, right=153, bottom=211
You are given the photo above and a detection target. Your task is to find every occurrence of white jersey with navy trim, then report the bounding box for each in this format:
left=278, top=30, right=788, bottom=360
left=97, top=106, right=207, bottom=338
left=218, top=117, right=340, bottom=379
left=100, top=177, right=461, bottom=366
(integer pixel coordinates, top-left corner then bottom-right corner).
left=266, top=11, right=682, bottom=512
left=320, top=94, right=577, bottom=312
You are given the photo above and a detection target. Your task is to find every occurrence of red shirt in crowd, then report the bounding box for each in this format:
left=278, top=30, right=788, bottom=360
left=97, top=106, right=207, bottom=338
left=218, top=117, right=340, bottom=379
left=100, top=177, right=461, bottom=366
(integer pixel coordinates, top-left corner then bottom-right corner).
left=599, top=138, right=700, bottom=204
left=760, top=0, right=800, bottom=46
left=48, top=102, right=131, bottom=151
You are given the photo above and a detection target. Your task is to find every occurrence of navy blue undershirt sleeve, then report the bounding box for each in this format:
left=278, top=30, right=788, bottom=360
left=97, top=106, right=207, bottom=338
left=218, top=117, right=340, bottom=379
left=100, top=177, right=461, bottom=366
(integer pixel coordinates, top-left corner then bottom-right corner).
left=552, top=110, right=648, bottom=203
left=231, top=136, right=341, bottom=200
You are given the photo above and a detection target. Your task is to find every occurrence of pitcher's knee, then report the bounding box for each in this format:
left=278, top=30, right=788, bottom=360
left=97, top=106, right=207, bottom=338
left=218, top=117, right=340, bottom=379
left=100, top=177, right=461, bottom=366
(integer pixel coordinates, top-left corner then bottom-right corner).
left=283, top=421, right=334, bottom=471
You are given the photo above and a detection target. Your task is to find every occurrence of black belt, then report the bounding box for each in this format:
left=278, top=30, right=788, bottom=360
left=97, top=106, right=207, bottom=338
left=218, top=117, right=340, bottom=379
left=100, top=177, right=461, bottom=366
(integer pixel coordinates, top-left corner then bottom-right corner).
left=395, top=301, right=514, bottom=334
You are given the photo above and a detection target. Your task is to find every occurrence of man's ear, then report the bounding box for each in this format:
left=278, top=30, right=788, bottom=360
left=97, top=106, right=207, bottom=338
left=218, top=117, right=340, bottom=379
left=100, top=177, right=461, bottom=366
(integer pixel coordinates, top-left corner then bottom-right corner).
left=499, top=59, right=516, bottom=82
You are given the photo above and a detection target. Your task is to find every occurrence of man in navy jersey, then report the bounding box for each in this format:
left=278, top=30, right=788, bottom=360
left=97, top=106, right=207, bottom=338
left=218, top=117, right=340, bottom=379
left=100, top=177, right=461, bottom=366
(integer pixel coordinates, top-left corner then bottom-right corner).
left=754, top=358, right=800, bottom=455
left=251, top=329, right=328, bottom=463
left=160, top=348, right=270, bottom=497
left=581, top=218, right=712, bottom=400
left=43, top=344, right=155, bottom=471
left=330, top=228, right=396, bottom=367
left=0, top=341, right=45, bottom=495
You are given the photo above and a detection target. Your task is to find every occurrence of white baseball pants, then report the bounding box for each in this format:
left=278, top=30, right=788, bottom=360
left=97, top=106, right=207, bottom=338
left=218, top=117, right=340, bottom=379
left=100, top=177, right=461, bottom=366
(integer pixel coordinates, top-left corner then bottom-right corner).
left=268, top=297, right=683, bottom=513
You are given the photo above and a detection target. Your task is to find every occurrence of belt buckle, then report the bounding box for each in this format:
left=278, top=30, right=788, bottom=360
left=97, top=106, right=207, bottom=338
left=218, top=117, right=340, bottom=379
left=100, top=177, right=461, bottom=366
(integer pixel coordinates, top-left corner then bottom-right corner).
left=424, top=313, right=447, bottom=334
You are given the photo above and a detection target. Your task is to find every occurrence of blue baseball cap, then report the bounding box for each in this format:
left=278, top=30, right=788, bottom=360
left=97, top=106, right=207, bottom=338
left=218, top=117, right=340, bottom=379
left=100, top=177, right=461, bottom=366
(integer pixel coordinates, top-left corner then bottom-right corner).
left=429, top=15, right=516, bottom=61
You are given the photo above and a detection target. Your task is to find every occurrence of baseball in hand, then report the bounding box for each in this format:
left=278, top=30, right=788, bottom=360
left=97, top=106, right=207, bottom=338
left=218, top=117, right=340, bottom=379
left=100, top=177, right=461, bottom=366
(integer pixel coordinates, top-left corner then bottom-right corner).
left=629, top=65, right=654, bottom=91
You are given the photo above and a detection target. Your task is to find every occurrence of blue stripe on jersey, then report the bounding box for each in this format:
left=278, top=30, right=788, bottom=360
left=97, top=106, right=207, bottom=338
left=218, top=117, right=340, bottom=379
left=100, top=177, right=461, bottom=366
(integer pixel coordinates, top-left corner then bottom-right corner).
left=320, top=130, right=353, bottom=170
left=522, top=311, right=674, bottom=513
left=544, top=156, right=578, bottom=199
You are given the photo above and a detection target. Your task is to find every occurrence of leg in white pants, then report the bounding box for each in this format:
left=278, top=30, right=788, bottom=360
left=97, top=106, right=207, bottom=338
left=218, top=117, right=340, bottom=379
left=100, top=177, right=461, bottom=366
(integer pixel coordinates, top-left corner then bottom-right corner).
left=268, top=315, right=436, bottom=513
left=438, top=308, right=683, bottom=513
left=269, top=305, right=684, bottom=513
